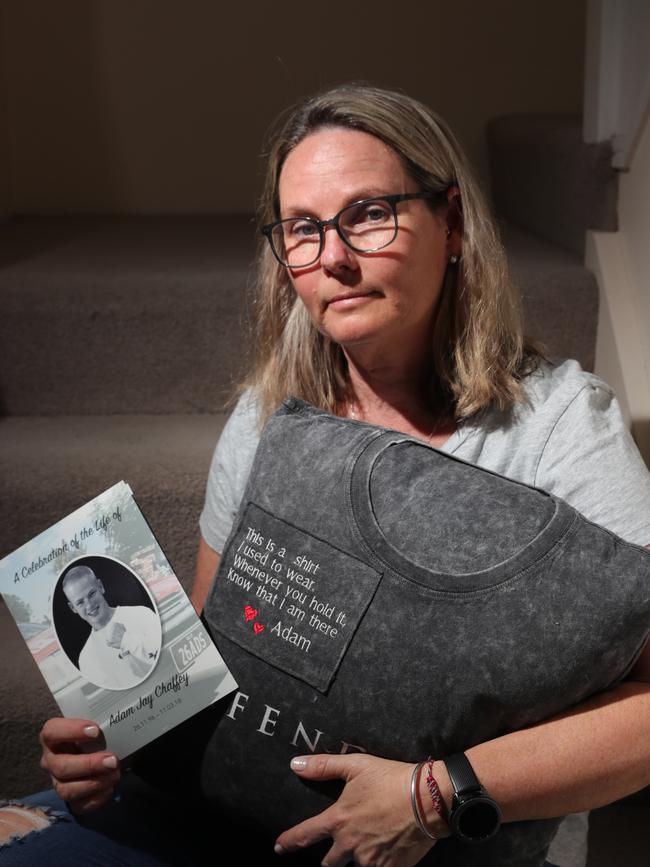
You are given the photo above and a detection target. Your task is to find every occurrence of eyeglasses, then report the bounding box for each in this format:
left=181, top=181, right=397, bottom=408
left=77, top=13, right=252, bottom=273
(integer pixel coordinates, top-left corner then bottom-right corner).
left=261, top=191, right=447, bottom=269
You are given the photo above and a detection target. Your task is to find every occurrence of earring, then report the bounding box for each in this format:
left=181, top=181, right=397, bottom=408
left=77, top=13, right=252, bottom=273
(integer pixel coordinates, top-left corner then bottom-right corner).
left=449, top=254, right=459, bottom=264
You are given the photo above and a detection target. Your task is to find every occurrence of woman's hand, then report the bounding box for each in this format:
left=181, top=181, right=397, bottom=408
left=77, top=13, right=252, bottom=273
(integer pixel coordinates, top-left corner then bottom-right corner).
left=39, top=718, right=121, bottom=813
left=275, top=753, right=445, bottom=867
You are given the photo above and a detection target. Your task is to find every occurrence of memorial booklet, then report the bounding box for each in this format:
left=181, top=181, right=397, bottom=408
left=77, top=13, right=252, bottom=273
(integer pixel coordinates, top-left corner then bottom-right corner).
left=0, top=481, right=237, bottom=758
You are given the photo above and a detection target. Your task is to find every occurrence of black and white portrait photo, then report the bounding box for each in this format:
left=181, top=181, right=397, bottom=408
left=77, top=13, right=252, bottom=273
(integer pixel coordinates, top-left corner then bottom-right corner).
left=53, top=556, right=162, bottom=691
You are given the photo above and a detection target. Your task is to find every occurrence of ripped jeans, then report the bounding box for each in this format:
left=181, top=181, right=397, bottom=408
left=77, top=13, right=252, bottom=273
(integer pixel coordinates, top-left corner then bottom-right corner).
left=0, top=772, right=237, bottom=866
left=0, top=772, right=299, bottom=866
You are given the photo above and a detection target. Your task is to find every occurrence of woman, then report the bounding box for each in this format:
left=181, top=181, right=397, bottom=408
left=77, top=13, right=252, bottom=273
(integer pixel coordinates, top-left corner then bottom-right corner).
left=18, top=84, right=650, bottom=866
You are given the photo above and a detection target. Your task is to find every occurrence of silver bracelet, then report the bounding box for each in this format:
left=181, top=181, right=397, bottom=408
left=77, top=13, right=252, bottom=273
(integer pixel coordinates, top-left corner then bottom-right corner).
left=410, top=761, right=438, bottom=842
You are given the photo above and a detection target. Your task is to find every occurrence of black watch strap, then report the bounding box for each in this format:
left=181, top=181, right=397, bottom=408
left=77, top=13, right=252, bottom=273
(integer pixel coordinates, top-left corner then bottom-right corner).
left=443, top=752, right=502, bottom=843
left=444, top=752, right=482, bottom=797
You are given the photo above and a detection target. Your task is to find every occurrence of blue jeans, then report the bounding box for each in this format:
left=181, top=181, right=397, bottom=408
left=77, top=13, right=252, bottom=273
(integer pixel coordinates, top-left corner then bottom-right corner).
left=0, top=775, right=207, bottom=866
left=0, top=773, right=311, bottom=866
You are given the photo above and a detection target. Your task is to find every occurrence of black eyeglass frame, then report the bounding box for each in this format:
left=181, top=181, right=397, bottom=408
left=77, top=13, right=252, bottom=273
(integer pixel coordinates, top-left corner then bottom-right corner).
left=261, top=190, right=449, bottom=268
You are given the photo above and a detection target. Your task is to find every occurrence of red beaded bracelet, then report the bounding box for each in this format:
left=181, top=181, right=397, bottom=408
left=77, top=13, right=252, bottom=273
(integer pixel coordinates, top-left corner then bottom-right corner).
left=426, top=757, right=448, bottom=822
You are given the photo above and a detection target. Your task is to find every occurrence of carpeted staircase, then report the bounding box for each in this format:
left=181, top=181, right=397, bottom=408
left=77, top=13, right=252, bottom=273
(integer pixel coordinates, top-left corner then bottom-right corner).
left=0, top=118, right=613, bottom=807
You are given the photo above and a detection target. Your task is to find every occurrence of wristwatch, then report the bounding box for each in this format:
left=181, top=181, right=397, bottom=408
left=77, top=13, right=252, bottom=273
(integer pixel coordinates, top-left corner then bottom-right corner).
left=443, top=752, right=502, bottom=843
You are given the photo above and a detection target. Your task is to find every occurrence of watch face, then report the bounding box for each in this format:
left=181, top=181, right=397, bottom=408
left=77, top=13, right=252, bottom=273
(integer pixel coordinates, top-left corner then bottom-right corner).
left=454, top=796, right=502, bottom=842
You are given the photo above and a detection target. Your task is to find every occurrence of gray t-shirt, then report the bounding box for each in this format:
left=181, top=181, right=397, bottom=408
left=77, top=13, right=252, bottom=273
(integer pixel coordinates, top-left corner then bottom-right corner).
left=200, top=359, right=650, bottom=553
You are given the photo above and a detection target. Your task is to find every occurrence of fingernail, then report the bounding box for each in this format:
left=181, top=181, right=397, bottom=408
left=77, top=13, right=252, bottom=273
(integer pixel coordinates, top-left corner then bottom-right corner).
left=274, top=844, right=284, bottom=854
left=102, top=756, right=118, bottom=769
left=83, top=725, right=99, bottom=738
left=290, top=757, right=307, bottom=770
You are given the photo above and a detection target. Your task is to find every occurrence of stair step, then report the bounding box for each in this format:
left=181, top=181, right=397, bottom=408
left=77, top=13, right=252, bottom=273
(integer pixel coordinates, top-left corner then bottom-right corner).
left=488, top=115, right=618, bottom=256
left=0, top=216, right=256, bottom=415
left=0, top=412, right=228, bottom=580
left=503, top=222, right=599, bottom=371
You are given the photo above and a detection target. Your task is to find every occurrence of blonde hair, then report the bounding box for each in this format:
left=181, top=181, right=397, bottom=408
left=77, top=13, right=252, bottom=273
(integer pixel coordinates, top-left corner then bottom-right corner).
left=243, top=83, right=538, bottom=424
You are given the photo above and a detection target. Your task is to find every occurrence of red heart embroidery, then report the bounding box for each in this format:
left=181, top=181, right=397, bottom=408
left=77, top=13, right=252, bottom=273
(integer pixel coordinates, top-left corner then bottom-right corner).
left=253, top=623, right=265, bottom=635
left=244, top=605, right=258, bottom=622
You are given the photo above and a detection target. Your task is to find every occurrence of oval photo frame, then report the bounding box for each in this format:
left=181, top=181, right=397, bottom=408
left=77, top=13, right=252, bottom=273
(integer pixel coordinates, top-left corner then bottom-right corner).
left=53, top=555, right=162, bottom=692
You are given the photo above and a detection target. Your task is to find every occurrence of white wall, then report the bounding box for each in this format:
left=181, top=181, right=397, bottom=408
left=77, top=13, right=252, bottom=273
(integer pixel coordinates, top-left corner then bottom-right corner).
left=584, top=0, right=650, bottom=167
left=618, top=108, right=650, bottom=337
left=590, top=109, right=650, bottom=464
left=1, top=0, right=586, bottom=214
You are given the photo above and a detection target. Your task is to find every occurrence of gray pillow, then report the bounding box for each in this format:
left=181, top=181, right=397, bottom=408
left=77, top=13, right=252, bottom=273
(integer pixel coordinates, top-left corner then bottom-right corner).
left=202, top=398, right=650, bottom=866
